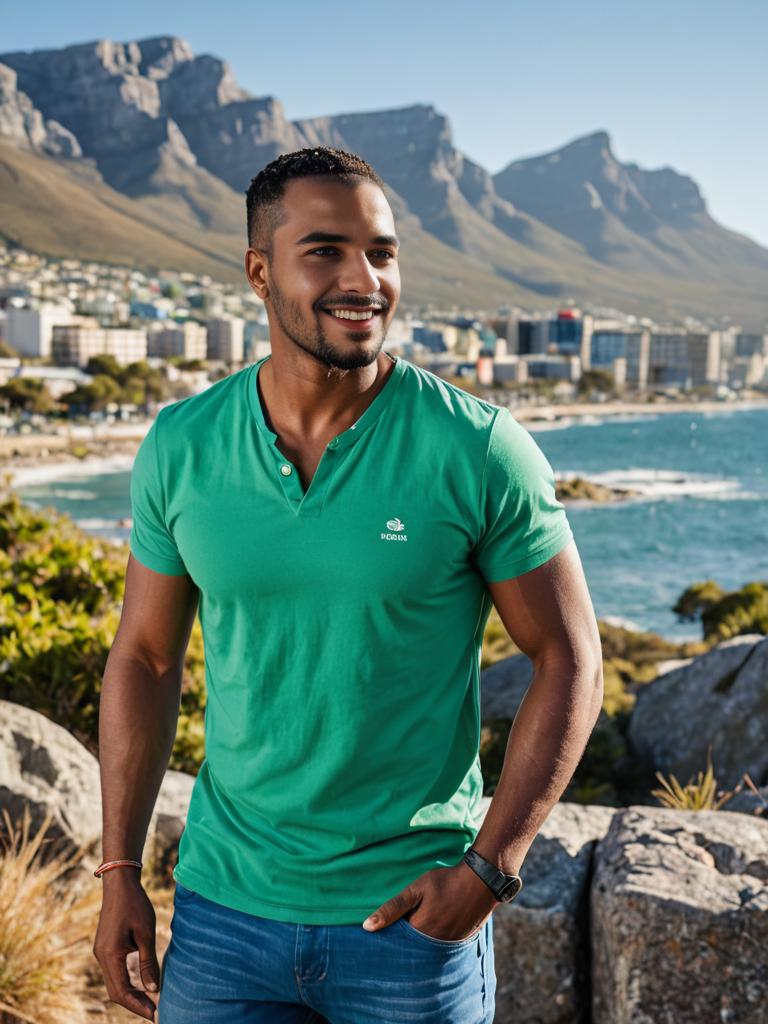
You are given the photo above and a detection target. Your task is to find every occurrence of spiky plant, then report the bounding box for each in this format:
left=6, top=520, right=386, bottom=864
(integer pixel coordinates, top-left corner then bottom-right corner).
left=651, top=747, right=735, bottom=811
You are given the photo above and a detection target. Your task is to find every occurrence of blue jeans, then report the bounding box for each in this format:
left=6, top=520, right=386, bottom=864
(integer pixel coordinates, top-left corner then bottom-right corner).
left=158, top=882, right=496, bottom=1023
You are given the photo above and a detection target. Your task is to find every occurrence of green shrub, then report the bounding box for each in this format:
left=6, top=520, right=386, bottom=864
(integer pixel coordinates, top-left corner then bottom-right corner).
left=674, top=579, right=768, bottom=642
left=0, top=489, right=207, bottom=772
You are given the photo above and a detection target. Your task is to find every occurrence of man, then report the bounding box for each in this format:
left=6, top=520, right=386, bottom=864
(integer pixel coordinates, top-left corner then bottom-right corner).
left=93, top=146, right=603, bottom=1023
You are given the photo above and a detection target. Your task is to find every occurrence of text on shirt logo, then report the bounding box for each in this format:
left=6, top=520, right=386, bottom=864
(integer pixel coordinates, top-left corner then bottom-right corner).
left=381, top=517, right=408, bottom=542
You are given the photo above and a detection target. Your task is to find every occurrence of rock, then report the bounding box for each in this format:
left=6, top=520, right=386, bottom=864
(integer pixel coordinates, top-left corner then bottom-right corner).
left=627, top=634, right=768, bottom=790
left=555, top=475, right=639, bottom=503
left=0, top=699, right=101, bottom=861
left=479, top=798, right=616, bottom=1024
left=147, top=767, right=195, bottom=879
left=480, top=653, right=533, bottom=721
left=0, top=699, right=194, bottom=876
left=590, top=805, right=768, bottom=1024
left=723, top=782, right=768, bottom=818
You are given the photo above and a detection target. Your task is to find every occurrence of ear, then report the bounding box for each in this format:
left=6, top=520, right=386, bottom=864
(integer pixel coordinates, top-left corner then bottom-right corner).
left=245, top=247, right=270, bottom=300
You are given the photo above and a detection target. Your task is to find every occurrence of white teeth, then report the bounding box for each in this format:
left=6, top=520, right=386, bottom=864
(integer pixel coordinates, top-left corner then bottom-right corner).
left=327, top=309, right=375, bottom=320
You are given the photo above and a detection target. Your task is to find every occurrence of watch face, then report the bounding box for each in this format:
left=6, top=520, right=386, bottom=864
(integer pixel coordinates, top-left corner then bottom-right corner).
left=498, top=877, right=522, bottom=901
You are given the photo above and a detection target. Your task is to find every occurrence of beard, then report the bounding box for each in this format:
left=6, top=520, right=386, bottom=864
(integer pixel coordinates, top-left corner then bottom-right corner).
left=267, top=270, right=386, bottom=375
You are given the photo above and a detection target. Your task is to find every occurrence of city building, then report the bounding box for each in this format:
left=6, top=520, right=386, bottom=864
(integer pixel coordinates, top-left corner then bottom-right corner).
left=6, top=303, right=73, bottom=358
left=51, top=325, right=148, bottom=368
left=206, top=317, right=245, bottom=362
left=149, top=321, right=208, bottom=360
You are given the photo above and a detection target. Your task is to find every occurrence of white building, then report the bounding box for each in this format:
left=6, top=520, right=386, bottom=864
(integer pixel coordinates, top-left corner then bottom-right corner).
left=6, top=303, right=73, bottom=358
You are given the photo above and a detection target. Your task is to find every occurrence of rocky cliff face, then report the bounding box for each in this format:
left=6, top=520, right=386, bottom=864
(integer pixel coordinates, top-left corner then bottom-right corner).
left=0, top=62, right=80, bottom=157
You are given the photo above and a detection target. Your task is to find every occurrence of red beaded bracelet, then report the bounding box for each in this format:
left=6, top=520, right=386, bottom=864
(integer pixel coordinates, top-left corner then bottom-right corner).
left=94, top=859, right=143, bottom=878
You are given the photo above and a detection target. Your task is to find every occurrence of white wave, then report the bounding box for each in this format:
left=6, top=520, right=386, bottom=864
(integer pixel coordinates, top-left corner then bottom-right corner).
left=527, top=412, right=660, bottom=433
left=75, top=517, right=132, bottom=530
left=44, top=488, right=99, bottom=500
left=5, top=454, right=135, bottom=488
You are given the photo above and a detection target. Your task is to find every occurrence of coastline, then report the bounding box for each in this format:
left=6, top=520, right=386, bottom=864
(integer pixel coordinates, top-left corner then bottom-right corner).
left=512, top=396, right=768, bottom=425
left=1, top=395, right=767, bottom=487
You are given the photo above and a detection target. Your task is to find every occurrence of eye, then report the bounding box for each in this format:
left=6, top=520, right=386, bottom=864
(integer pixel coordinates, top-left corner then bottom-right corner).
left=307, top=247, right=396, bottom=260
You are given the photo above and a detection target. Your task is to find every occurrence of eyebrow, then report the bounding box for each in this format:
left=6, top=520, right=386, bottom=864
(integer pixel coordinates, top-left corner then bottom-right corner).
left=295, top=231, right=400, bottom=247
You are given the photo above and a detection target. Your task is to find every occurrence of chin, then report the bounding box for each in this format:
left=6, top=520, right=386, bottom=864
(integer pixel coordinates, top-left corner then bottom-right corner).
left=318, top=338, right=383, bottom=371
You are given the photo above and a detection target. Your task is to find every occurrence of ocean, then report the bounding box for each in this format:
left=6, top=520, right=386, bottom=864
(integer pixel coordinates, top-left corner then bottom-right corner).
left=11, top=405, right=768, bottom=643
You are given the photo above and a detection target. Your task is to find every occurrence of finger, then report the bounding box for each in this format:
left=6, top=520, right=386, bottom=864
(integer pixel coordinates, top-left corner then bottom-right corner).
left=363, top=886, right=419, bottom=930
left=104, top=949, right=158, bottom=1020
left=135, top=933, right=161, bottom=995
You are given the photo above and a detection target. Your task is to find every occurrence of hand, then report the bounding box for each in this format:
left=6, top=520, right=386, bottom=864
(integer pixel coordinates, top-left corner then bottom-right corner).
left=92, top=872, right=161, bottom=1021
left=362, top=859, right=497, bottom=942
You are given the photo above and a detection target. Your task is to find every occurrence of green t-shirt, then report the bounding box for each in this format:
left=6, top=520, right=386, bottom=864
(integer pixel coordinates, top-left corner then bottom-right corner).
left=129, top=353, right=573, bottom=924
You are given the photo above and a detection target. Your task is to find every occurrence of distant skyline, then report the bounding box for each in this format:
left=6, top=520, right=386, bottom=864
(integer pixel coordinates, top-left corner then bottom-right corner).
left=2, top=0, right=767, bottom=247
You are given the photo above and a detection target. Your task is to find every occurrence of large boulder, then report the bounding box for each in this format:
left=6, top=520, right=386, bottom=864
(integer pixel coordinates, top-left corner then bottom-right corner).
left=627, top=634, right=768, bottom=790
left=591, top=805, right=768, bottom=1024
left=483, top=798, right=617, bottom=1024
left=0, top=699, right=101, bottom=861
left=0, top=699, right=194, bottom=876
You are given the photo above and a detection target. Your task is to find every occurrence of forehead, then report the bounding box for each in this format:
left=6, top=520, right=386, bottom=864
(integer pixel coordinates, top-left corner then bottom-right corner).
left=276, top=176, right=395, bottom=236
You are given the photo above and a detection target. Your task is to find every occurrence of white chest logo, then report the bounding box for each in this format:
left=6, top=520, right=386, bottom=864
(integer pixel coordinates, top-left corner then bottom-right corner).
left=381, top=517, right=408, bottom=542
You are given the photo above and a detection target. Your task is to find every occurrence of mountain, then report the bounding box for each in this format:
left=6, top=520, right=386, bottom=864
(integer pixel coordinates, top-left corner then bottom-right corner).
left=493, top=131, right=768, bottom=287
left=0, top=36, right=766, bottom=327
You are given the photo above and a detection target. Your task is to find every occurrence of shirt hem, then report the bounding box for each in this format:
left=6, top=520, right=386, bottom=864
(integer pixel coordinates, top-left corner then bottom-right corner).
left=129, top=541, right=188, bottom=576
left=172, top=864, right=380, bottom=925
left=477, top=523, right=574, bottom=582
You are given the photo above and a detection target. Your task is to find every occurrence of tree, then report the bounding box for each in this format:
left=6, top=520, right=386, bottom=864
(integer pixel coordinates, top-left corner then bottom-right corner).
left=84, top=354, right=121, bottom=379
left=0, top=378, right=58, bottom=414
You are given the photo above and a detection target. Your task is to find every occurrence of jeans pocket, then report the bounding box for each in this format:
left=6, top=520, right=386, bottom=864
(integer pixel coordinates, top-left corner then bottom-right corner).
left=397, top=915, right=481, bottom=949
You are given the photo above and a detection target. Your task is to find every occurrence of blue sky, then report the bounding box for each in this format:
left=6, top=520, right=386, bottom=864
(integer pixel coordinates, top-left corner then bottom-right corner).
left=2, top=0, right=767, bottom=246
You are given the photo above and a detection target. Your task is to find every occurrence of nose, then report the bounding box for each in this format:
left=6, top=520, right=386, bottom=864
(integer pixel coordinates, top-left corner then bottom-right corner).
left=336, top=251, right=381, bottom=295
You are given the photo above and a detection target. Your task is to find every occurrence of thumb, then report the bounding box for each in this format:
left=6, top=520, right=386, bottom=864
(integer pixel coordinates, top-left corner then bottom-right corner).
left=363, top=885, right=419, bottom=931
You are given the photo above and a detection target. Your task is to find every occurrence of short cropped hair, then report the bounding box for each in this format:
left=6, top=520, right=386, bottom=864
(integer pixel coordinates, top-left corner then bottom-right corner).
left=245, top=146, right=385, bottom=254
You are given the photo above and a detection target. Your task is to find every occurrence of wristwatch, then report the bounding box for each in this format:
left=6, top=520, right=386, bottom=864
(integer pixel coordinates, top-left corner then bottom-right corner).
left=462, top=847, right=523, bottom=903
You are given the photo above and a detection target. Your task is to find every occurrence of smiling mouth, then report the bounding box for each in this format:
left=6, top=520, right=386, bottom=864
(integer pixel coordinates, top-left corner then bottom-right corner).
left=320, top=307, right=383, bottom=326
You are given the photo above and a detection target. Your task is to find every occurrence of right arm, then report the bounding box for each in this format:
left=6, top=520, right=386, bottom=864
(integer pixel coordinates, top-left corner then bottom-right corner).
left=92, top=554, right=199, bottom=1022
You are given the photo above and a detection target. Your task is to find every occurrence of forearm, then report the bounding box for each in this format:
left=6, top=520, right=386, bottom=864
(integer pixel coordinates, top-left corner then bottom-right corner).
left=98, top=645, right=183, bottom=864
left=471, top=655, right=603, bottom=875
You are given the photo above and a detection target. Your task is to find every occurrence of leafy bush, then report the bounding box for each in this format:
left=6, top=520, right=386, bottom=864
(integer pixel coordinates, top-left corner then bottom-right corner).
left=0, top=488, right=206, bottom=772
left=674, top=579, right=768, bottom=642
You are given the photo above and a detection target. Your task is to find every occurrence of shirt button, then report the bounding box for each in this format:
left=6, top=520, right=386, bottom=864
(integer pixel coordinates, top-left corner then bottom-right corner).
left=280, top=464, right=292, bottom=476
left=328, top=440, right=338, bottom=450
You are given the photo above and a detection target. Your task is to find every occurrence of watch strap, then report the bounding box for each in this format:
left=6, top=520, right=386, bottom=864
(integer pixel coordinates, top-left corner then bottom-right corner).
left=463, top=847, right=523, bottom=902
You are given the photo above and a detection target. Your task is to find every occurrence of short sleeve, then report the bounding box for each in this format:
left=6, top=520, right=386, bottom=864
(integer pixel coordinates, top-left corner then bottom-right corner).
left=128, top=414, right=188, bottom=576
left=472, top=407, right=573, bottom=582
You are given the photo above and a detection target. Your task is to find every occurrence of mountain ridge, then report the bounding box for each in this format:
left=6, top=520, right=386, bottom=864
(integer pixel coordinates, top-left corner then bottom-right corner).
left=1, top=35, right=765, bottom=328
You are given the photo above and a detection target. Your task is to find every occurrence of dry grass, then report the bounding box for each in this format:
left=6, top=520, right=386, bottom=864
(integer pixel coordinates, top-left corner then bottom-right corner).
left=0, top=804, right=174, bottom=1024
left=0, top=804, right=100, bottom=1023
